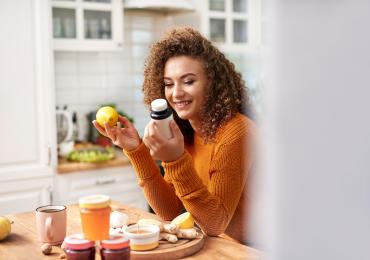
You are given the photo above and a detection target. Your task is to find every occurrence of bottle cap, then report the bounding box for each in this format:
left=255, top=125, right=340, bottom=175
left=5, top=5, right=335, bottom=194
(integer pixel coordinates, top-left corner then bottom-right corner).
left=79, top=194, right=111, bottom=209
left=151, top=99, right=168, bottom=112
left=101, top=235, right=130, bottom=250
left=63, top=234, right=95, bottom=250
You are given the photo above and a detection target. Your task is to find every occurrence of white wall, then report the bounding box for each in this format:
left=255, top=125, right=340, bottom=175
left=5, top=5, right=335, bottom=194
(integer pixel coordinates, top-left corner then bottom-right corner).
left=266, top=1, right=370, bottom=259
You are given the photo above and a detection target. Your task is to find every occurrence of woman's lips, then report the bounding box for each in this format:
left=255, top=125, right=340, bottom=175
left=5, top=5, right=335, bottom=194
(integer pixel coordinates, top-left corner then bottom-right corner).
left=173, top=100, right=192, bottom=109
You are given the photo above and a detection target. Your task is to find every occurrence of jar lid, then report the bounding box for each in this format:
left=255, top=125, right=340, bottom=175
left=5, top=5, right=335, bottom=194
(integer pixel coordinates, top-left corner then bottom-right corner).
left=79, top=194, right=111, bottom=209
left=63, top=234, right=95, bottom=250
left=151, top=98, right=168, bottom=112
left=101, top=235, right=130, bottom=250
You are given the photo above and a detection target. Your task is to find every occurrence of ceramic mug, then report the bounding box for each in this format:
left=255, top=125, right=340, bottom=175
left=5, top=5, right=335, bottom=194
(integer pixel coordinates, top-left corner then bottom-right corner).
left=35, top=205, right=67, bottom=245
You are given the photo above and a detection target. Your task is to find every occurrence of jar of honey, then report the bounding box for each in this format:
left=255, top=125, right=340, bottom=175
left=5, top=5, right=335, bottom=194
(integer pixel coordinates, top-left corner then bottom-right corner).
left=63, top=234, right=95, bottom=260
left=79, top=194, right=111, bottom=241
left=100, top=235, right=130, bottom=260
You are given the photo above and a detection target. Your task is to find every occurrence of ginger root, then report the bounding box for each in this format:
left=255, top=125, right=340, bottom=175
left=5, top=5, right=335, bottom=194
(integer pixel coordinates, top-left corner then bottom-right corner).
left=137, top=219, right=178, bottom=234
left=163, top=223, right=179, bottom=234
left=176, top=228, right=199, bottom=239
left=160, top=232, right=178, bottom=243
left=136, top=219, right=200, bottom=242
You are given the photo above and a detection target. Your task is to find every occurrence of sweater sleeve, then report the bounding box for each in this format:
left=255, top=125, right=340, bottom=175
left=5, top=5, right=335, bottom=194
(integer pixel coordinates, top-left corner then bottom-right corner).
left=162, top=134, right=252, bottom=236
left=123, top=142, right=183, bottom=220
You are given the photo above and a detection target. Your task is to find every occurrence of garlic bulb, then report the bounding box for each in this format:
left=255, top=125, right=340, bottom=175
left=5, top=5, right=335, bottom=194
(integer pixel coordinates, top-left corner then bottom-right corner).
left=110, top=211, right=128, bottom=228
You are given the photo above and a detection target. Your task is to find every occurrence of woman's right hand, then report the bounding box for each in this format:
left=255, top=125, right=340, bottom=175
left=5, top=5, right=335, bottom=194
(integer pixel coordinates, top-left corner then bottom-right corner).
left=92, top=115, right=141, bottom=151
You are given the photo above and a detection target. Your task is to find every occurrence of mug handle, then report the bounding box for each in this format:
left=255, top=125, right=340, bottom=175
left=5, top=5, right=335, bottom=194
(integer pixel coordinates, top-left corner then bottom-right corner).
left=45, top=217, right=53, bottom=240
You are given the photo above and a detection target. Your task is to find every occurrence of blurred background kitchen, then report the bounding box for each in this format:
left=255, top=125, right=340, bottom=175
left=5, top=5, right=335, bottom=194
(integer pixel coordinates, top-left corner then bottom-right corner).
left=0, top=0, right=264, bottom=215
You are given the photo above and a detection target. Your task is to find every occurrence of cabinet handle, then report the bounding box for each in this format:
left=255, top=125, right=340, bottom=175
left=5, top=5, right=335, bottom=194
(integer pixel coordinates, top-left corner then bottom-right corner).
left=96, top=179, right=116, bottom=185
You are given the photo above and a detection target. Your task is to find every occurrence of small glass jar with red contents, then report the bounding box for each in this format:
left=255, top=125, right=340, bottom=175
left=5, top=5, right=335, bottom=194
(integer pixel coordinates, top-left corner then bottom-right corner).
left=63, top=234, right=95, bottom=260
left=100, top=235, right=130, bottom=260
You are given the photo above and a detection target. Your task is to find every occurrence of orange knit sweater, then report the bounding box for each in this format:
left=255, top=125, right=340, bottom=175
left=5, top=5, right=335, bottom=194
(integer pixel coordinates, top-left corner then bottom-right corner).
left=124, top=113, right=256, bottom=244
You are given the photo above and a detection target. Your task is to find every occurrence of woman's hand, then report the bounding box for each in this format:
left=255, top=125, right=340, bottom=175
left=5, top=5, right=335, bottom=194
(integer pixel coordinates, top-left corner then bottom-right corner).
left=143, top=120, right=185, bottom=162
left=92, top=115, right=141, bottom=151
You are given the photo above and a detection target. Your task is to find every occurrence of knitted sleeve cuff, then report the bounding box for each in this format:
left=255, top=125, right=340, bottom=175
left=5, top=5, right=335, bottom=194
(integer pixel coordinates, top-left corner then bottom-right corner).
left=123, top=142, right=158, bottom=180
left=162, top=151, right=204, bottom=196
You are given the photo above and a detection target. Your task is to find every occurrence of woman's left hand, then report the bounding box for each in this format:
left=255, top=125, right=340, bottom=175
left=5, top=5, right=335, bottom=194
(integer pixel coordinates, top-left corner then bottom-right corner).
left=143, top=120, right=185, bottom=162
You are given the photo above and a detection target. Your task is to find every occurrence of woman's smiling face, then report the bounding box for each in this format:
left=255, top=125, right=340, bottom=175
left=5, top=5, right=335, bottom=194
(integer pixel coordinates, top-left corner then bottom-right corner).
left=164, top=56, right=209, bottom=125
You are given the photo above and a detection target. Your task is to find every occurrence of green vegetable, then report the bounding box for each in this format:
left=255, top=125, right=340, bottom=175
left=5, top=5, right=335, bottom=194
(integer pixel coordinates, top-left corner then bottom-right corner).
left=67, top=147, right=115, bottom=163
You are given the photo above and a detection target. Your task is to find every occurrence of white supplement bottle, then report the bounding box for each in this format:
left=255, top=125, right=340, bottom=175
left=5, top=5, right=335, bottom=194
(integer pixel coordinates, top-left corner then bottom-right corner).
left=150, top=99, right=173, bottom=139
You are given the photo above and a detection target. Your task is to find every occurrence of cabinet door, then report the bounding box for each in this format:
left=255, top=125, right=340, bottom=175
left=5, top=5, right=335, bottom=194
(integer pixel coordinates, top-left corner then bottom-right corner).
left=0, top=177, right=52, bottom=215
left=203, top=0, right=261, bottom=53
left=0, top=0, right=55, bottom=209
left=52, top=0, right=123, bottom=51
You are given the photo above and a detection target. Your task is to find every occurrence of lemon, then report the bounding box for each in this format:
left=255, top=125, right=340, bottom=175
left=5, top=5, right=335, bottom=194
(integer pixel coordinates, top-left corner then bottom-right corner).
left=0, top=216, right=11, bottom=241
left=171, top=212, right=194, bottom=229
left=96, top=106, right=118, bottom=127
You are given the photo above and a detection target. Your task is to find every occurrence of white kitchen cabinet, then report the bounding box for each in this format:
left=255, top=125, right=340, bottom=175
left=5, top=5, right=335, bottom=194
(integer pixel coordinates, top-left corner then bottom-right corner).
left=0, top=177, right=52, bottom=215
left=53, top=166, right=148, bottom=211
left=0, top=0, right=55, bottom=214
left=199, top=0, right=261, bottom=53
left=52, top=0, right=124, bottom=51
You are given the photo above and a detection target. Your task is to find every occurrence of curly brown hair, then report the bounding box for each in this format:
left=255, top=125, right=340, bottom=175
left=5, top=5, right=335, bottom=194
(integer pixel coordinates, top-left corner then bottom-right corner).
left=142, top=27, right=252, bottom=144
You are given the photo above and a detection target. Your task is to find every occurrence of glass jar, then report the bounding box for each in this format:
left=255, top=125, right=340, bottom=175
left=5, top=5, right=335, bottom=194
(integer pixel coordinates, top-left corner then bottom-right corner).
left=79, top=194, right=111, bottom=241
left=100, top=235, right=130, bottom=260
left=63, top=234, right=95, bottom=260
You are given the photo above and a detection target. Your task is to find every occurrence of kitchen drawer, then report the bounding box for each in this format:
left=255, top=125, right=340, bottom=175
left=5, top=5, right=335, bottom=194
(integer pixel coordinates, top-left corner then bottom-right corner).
left=53, top=166, right=148, bottom=211
left=66, top=168, right=136, bottom=193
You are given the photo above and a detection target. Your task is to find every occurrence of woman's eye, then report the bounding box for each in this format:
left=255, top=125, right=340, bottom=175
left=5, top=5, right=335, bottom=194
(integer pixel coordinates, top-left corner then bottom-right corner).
left=184, top=80, right=194, bottom=85
left=164, top=83, right=173, bottom=88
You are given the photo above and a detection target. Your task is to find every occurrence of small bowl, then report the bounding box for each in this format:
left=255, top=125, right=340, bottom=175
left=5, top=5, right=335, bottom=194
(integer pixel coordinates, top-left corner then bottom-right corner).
left=123, top=224, right=160, bottom=251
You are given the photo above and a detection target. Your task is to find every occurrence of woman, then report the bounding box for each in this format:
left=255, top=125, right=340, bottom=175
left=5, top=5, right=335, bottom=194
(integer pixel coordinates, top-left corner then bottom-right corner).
left=93, top=27, right=257, bottom=245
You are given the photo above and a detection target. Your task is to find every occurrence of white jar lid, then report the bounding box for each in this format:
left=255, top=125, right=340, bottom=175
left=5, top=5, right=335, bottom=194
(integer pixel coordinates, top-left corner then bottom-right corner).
left=79, top=194, right=111, bottom=209
left=151, top=99, right=168, bottom=112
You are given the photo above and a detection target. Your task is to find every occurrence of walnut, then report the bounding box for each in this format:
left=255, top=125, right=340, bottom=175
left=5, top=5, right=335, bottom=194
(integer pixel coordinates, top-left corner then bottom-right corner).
left=41, top=243, right=52, bottom=255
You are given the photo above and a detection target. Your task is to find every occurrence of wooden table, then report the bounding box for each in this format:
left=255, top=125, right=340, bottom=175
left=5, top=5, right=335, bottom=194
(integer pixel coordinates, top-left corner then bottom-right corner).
left=0, top=202, right=264, bottom=260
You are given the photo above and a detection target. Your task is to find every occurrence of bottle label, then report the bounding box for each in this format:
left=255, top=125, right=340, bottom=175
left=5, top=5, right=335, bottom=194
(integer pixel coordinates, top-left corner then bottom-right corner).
left=153, top=116, right=173, bottom=139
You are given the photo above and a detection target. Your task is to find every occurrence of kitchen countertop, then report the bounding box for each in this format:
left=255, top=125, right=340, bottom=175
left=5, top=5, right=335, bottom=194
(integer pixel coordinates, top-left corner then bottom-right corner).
left=0, top=202, right=264, bottom=260
left=57, top=149, right=131, bottom=174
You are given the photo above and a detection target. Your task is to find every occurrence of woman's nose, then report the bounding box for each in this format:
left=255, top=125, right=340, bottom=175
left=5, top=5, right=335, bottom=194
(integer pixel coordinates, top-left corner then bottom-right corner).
left=172, top=83, right=185, bottom=97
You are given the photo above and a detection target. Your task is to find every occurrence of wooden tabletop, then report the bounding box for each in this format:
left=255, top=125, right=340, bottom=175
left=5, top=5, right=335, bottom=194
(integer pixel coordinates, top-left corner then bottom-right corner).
left=0, top=202, right=264, bottom=260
